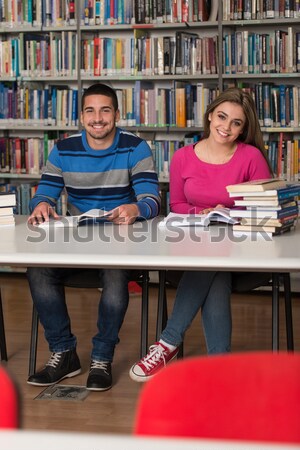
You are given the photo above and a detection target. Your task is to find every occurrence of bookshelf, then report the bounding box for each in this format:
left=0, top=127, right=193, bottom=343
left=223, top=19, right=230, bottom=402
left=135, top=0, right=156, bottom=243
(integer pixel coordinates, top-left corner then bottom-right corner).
left=0, top=0, right=299, bottom=191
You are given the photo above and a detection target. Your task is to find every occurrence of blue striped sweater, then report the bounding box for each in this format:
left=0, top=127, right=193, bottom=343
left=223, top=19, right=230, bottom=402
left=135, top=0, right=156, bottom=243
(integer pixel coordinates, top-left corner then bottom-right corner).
left=30, top=128, right=160, bottom=219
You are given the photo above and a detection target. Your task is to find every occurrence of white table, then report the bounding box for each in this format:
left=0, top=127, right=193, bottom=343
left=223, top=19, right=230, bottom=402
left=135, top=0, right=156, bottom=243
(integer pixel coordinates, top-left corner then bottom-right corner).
left=0, top=216, right=299, bottom=351
left=0, top=430, right=299, bottom=450
left=0, top=216, right=299, bottom=272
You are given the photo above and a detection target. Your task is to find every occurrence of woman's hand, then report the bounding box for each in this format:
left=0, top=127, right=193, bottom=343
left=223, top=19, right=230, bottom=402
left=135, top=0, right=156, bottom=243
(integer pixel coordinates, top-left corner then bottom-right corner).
left=200, top=204, right=225, bottom=214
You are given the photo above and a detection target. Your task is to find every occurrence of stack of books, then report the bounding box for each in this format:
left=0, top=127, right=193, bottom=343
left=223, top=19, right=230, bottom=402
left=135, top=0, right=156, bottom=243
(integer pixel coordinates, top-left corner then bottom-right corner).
left=226, top=179, right=300, bottom=236
left=0, top=192, right=16, bottom=227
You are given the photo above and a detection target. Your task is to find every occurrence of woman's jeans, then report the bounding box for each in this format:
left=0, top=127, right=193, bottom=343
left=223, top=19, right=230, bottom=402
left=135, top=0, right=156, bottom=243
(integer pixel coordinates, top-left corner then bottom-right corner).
left=26, top=267, right=130, bottom=362
left=161, top=271, right=232, bottom=354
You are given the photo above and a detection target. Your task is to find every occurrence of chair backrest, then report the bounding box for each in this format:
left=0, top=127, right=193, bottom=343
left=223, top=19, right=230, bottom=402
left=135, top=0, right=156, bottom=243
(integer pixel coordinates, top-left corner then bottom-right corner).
left=134, top=352, right=300, bottom=444
left=0, top=367, right=19, bottom=428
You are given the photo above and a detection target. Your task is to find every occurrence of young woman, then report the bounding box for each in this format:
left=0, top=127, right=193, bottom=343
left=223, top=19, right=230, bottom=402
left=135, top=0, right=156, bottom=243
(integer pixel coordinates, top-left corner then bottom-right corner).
left=129, top=87, right=273, bottom=382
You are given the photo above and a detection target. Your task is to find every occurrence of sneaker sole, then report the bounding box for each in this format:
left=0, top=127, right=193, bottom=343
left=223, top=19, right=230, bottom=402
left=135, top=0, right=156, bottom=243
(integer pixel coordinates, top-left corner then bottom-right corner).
left=129, top=351, right=179, bottom=383
left=27, top=368, right=82, bottom=386
left=86, top=384, right=112, bottom=392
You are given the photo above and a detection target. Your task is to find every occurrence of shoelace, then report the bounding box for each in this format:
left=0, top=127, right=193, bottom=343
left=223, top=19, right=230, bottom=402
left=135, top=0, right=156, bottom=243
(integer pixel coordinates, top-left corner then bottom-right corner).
left=142, top=344, right=167, bottom=370
left=46, top=352, right=63, bottom=368
left=90, top=360, right=110, bottom=374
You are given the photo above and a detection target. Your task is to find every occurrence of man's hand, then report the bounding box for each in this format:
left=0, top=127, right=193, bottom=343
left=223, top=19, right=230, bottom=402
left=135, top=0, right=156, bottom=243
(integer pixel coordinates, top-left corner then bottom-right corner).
left=107, top=204, right=139, bottom=225
left=28, top=202, right=59, bottom=225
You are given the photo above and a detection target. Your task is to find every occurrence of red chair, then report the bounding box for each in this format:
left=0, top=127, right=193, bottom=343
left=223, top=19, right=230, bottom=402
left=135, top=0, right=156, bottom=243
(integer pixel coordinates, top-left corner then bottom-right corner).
left=134, top=352, right=300, bottom=444
left=0, top=366, right=19, bottom=428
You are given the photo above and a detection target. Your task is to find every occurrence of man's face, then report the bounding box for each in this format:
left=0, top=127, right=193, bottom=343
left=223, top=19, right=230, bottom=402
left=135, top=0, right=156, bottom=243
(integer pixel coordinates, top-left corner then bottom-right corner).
left=81, top=94, right=120, bottom=149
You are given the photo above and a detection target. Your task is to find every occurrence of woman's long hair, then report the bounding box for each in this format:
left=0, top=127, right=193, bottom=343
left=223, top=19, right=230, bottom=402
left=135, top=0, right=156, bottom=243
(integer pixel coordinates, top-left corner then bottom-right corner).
left=203, top=88, right=273, bottom=175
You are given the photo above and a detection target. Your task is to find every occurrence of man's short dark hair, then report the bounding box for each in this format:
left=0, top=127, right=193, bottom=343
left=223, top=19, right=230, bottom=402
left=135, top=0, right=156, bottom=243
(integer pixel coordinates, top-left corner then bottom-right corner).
left=81, top=83, right=118, bottom=111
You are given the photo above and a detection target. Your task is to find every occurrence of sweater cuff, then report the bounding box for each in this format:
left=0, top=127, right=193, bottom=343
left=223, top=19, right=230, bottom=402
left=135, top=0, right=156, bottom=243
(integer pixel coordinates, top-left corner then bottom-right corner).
left=136, top=197, right=159, bottom=220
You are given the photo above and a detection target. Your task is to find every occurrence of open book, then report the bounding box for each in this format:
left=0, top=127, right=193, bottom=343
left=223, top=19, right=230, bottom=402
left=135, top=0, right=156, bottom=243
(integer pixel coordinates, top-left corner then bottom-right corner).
left=37, top=209, right=114, bottom=228
left=158, top=208, right=239, bottom=228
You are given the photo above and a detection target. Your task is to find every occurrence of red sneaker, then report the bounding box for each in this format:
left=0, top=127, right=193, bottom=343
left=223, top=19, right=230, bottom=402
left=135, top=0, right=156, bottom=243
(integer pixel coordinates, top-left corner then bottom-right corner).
left=129, top=342, right=178, bottom=382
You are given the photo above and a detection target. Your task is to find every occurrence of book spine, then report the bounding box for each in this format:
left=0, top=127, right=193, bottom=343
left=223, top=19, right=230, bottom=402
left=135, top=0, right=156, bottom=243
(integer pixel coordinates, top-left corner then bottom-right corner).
left=175, top=32, right=183, bottom=75
left=175, top=85, right=186, bottom=127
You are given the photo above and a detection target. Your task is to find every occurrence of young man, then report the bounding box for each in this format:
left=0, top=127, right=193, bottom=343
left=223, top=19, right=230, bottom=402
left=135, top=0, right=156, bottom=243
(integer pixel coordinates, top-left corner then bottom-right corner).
left=27, top=83, right=160, bottom=391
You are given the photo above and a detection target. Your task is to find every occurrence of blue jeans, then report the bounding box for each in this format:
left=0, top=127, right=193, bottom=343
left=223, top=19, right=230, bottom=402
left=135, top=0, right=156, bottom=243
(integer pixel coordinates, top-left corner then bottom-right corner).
left=26, top=267, right=130, bottom=362
left=161, top=271, right=232, bottom=354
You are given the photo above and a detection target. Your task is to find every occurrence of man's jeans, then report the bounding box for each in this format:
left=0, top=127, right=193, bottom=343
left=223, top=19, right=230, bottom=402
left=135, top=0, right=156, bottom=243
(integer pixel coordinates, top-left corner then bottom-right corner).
left=161, top=271, right=232, bottom=354
left=27, top=267, right=130, bottom=362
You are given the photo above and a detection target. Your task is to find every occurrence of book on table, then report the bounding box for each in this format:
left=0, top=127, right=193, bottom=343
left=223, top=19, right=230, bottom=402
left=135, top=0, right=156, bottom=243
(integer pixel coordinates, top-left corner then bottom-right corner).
left=233, top=197, right=296, bottom=207
left=159, top=208, right=239, bottom=228
left=240, top=216, right=297, bottom=227
left=226, top=178, right=287, bottom=193
left=37, top=208, right=114, bottom=228
left=229, top=203, right=299, bottom=219
left=227, top=183, right=300, bottom=199
left=0, top=206, right=14, bottom=216
left=227, top=178, right=299, bottom=233
left=232, top=222, right=296, bottom=236
left=0, top=193, right=16, bottom=227
left=0, top=215, right=15, bottom=226
left=0, top=192, right=17, bottom=207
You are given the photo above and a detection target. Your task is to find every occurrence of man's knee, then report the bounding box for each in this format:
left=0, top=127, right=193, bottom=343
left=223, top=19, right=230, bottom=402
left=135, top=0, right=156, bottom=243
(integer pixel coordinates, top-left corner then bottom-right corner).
left=101, top=269, right=130, bottom=285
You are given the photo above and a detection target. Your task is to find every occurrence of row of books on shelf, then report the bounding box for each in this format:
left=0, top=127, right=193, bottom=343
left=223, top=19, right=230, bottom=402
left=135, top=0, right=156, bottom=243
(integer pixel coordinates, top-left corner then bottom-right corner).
left=1, top=79, right=299, bottom=130
left=0, top=0, right=76, bottom=28
left=0, top=83, right=78, bottom=126
left=227, top=179, right=300, bottom=236
left=223, top=0, right=300, bottom=20
left=230, top=83, right=300, bottom=128
left=1, top=31, right=218, bottom=78
left=81, top=0, right=216, bottom=25
left=0, top=131, right=299, bottom=182
left=1, top=0, right=299, bottom=30
left=2, top=29, right=300, bottom=78
left=0, top=0, right=218, bottom=28
left=117, top=82, right=218, bottom=128
left=0, top=31, right=78, bottom=78
left=81, top=32, right=218, bottom=77
left=0, top=182, right=67, bottom=216
left=0, top=133, right=70, bottom=175
left=267, top=135, right=299, bottom=180
left=112, top=82, right=300, bottom=129
left=132, top=0, right=218, bottom=24
left=223, top=29, right=300, bottom=75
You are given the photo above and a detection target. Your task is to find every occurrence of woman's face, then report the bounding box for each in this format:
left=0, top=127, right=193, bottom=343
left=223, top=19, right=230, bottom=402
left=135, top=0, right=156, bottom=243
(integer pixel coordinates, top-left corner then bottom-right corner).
left=208, top=101, right=246, bottom=146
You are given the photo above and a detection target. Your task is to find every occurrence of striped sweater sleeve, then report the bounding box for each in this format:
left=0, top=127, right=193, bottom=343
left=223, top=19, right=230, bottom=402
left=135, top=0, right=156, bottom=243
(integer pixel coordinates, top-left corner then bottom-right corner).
left=129, top=139, right=160, bottom=219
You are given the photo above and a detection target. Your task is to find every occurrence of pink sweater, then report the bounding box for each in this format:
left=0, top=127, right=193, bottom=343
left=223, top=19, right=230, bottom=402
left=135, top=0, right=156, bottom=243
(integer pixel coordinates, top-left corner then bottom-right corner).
left=169, top=142, right=271, bottom=213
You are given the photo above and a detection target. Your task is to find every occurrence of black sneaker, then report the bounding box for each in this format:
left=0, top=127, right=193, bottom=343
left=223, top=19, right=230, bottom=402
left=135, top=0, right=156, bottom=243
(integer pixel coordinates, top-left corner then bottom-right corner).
left=27, top=349, right=81, bottom=386
left=86, top=360, right=112, bottom=391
